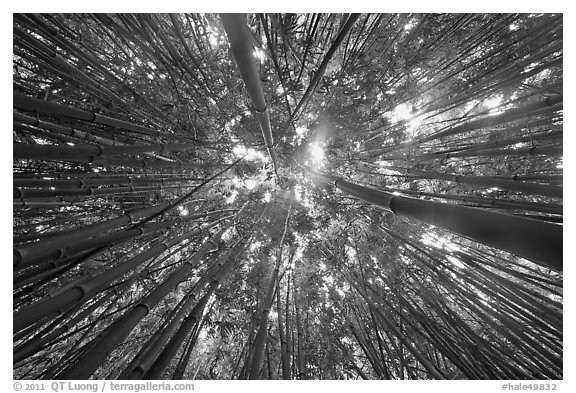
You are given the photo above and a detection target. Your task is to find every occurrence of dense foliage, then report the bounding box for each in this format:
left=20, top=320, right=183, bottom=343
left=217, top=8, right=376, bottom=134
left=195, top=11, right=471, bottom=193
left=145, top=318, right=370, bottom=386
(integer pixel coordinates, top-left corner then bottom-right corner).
left=13, top=13, right=562, bottom=380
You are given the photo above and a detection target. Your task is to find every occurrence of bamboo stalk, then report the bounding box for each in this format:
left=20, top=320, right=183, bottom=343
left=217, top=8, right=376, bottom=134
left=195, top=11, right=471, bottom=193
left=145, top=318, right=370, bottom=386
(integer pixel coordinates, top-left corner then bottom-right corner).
left=220, top=14, right=279, bottom=176
left=309, top=169, right=562, bottom=270
left=57, top=224, right=230, bottom=379
left=13, top=93, right=192, bottom=142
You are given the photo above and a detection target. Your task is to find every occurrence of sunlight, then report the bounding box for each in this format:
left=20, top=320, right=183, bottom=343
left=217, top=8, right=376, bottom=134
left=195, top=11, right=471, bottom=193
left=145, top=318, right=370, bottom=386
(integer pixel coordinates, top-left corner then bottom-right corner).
left=232, top=145, right=267, bottom=163
left=335, top=281, right=349, bottom=298
left=484, top=95, right=503, bottom=115
left=295, top=126, right=307, bottom=137
left=404, top=19, right=416, bottom=31
left=447, top=255, right=466, bottom=269
left=407, top=114, right=425, bottom=132
left=293, top=246, right=303, bottom=265
left=293, top=184, right=302, bottom=202
left=421, top=233, right=435, bottom=248
left=224, top=115, right=241, bottom=132
left=178, top=205, right=189, bottom=216
left=392, top=103, right=412, bottom=121
left=222, top=226, right=235, bottom=242
left=294, top=125, right=308, bottom=145
left=249, top=241, right=262, bottom=252
left=253, top=48, right=267, bottom=62
left=464, top=100, right=478, bottom=113
left=244, top=178, right=259, bottom=190
left=225, top=190, right=238, bottom=204
left=207, top=31, right=220, bottom=47
left=387, top=103, right=425, bottom=136
left=345, top=245, right=357, bottom=262
left=12, top=12, right=564, bottom=381
left=421, top=232, right=462, bottom=255
left=524, top=62, right=540, bottom=74
left=477, top=291, right=491, bottom=307
left=309, top=142, right=325, bottom=165
left=300, top=188, right=316, bottom=210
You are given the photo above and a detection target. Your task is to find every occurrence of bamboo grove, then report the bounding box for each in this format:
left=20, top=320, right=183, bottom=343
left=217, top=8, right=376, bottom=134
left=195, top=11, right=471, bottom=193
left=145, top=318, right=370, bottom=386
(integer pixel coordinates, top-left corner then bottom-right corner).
left=13, top=13, right=562, bottom=380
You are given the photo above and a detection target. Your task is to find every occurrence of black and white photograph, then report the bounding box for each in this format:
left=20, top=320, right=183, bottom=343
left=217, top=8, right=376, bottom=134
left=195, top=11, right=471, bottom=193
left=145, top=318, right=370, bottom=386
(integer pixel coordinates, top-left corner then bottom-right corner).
left=10, top=8, right=566, bottom=387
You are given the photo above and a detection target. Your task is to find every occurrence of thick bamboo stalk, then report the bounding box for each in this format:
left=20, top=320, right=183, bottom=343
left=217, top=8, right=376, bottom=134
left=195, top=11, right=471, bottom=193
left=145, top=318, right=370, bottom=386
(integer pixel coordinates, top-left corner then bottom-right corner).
left=276, top=284, right=290, bottom=379
left=138, top=239, right=247, bottom=379
left=13, top=93, right=175, bottom=139
left=39, top=285, right=133, bottom=380
left=13, top=218, right=225, bottom=333
left=393, top=189, right=563, bottom=215
left=293, top=273, right=306, bottom=379
left=14, top=203, right=169, bottom=269
left=220, top=13, right=279, bottom=175
left=285, top=270, right=293, bottom=379
left=14, top=110, right=214, bottom=158
left=248, top=207, right=291, bottom=379
left=14, top=158, right=241, bottom=271
left=143, top=287, right=213, bottom=379
left=248, top=257, right=280, bottom=379
left=13, top=142, right=227, bottom=169
left=310, top=170, right=562, bottom=270
left=14, top=174, right=203, bottom=189
left=118, top=285, right=200, bottom=379
left=388, top=233, right=562, bottom=376
left=422, top=144, right=562, bottom=160
left=15, top=212, right=178, bottom=272
left=172, top=318, right=204, bottom=380
left=385, top=166, right=562, bottom=198
left=13, top=290, right=114, bottom=363
left=57, top=225, right=229, bottom=379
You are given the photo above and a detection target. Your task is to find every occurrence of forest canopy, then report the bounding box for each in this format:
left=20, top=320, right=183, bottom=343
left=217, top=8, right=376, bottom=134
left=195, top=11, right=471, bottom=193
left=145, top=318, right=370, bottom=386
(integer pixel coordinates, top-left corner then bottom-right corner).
left=12, top=13, right=562, bottom=380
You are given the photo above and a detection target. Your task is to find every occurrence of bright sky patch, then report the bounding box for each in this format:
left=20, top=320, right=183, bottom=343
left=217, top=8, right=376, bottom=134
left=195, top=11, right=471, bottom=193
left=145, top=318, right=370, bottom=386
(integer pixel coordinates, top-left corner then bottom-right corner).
left=309, top=142, right=325, bottom=166
left=232, top=145, right=267, bottom=163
